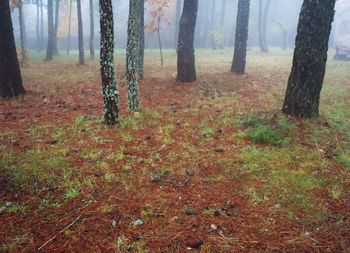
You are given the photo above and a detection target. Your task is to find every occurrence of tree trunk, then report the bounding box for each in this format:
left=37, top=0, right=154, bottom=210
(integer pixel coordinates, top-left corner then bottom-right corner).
left=126, top=0, right=140, bottom=111
left=258, top=0, right=265, bottom=52
left=282, top=0, right=336, bottom=118
left=262, top=0, right=271, bottom=52
left=231, top=0, right=250, bottom=74
left=99, top=0, right=119, bottom=125
left=89, top=0, right=95, bottom=59
left=36, top=0, right=40, bottom=52
left=0, top=0, right=26, bottom=98
left=176, top=0, right=198, bottom=83
left=174, top=0, right=182, bottom=49
left=157, top=16, right=163, bottom=66
left=40, top=0, right=44, bottom=51
left=219, top=0, right=227, bottom=49
left=46, top=0, right=54, bottom=61
left=137, top=0, right=144, bottom=79
left=210, top=0, right=217, bottom=49
left=77, top=0, right=84, bottom=64
left=67, top=0, right=72, bottom=55
left=18, top=0, right=27, bottom=65
left=53, top=0, right=60, bottom=55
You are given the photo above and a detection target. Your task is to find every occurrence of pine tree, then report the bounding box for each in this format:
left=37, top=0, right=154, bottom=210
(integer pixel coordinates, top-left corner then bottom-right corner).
left=77, top=0, right=84, bottom=64
left=46, top=0, right=54, bottom=61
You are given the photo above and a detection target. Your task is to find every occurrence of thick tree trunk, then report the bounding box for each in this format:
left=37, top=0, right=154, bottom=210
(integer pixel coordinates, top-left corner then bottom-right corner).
left=53, top=0, right=60, bottom=55
left=176, top=0, right=198, bottom=83
left=126, top=0, right=140, bottom=111
left=99, top=0, right=119, bottom=125
left=174, top=0, right=182, bottom=50
left=18, top=0, right=27, bottom=65
left=0, top=0, right=26, bottom=98
left=89, top=0, right=95, bottom=59
left=231, top=0, right=250, bottom=74
left=67, top=0, right=72, bottom=55
left=46, top=0, right=54, bottom=61
left=36, top=0, right=40, bottom=52
left=282, top=0, right=336, bottom=118
left=77, top=0, right=84, bottom=64
left=136, top=0, right=144, bottom=79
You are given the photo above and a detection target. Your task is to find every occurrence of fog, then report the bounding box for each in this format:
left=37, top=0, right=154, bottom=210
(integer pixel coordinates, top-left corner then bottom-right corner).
left=10, top=0, right=350, bottom=51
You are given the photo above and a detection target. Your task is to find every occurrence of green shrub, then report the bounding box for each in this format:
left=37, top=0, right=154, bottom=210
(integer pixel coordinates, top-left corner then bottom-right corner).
left=247, top=125, right=285, bottom=146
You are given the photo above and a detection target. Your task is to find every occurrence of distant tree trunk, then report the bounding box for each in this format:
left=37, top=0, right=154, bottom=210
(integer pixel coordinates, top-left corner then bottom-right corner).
left=262, top=0, right=271, bottom=51
left=40, top=0, right=44, bottom=51
left=210, top=0, right=217, bottom=49
left=0, top=0, right=26, bottom=98
left=176, top=0, right=198, bottom=83
left=258, top=0, right=265, bottom=52
left=46, top=0, right=54, bottom=61
left=77, top=0, right=84, bottom=64
left=136, top=0, right=144, bottom=79
left=99, top=0, right=119, bottom=125
left=174, top=0, right=182, bottom=49
left=89, top=0, right=95, bottom=59
left=231, top=0, right=250, bottom=74
left=276, top=22, right=287, bottom=50
left=157, top=15, right=164, bottom=66
left=18, top=0, right=27, bottom=65
left=36, top=0, right=40, bottom=52
left=53, top=0, right=60, bottom=55
left=67, top=0, right=72, bottom=55
left=219, top=0, right=227, bottom=49
left=282, top=0, right=336, bottom=118
left=126, top=0, right=140, bottom=111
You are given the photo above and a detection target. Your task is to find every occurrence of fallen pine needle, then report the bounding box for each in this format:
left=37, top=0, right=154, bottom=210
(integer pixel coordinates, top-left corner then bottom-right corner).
left=37, top=215, right=82, bottom=251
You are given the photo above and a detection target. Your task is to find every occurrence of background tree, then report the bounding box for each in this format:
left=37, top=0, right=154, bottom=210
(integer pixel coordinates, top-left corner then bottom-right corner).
left=99, top=0, right=119, bottom=125
left=258, top=0, right=271, bottom=52
left=231, top=0, right=251, bottom=74
left=77, top=0, right=84, bottom=64
left=137, top=0, right=144, bottom=79
left=89, top=0, right=95, bottom=59
left=174, top=0, right=182, bottom=50
left=36, top=0, right=40, bottom=52
left=46, top=0, right=54, bottom=61
left=40, top=0, right=44, bottom=51
left=67, top=0, right=73, bottom=54
left=282, top=0, right=336, bottom=118
left=0, top=0, right=26, bottom=98
left=145, top=0, right=171, bottom=66
left=210, top=0, right=217, bottom=49
left=18, top=0, right=27, bottom=65
left=126, top=0, right=140, bottom=111
left=176, top=0, right=198, bottom=82
left=53, top=0, right=60, bottom=55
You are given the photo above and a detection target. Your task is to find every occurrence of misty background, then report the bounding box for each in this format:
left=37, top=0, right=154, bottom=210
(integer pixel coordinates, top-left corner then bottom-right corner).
left=10, top=0, right=350, bottom=52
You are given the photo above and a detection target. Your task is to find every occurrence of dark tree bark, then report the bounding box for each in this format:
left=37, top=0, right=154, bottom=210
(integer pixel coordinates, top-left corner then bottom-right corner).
left=77, top=0, right=84, bottom=64
left=18, top=0, right=27, bottom=65
left=0, top=0, right=26, bottom=98
left=67, top=0, right=72, bottom=55
left=53, top=0, right=60, bottom=55
left=99, top=0, right=119, bottom=125
left=174, top=0, right=182, bottom=49
left=231, top=0, right=250, bottom=74
left=126, top=0, right=140, bottom=111
left=282, top=0, right=336, bottom=118
left=176, top=0, right=198, bottom=83
left=136, top=0, right=144, bottom=79
left=46, top=0, right=54, bottom=61
left=89, top=0, right=95, bottom=59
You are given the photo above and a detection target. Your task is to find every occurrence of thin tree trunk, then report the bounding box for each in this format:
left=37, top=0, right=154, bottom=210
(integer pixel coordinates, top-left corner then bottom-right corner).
left=40, top=0, right=44, bottom=51
left=219, top=0, right=227, bottom=49
left=137, top=0, right=144, bottom=79
left=53, top=0, right=60, bottom=55
left=46, top=0, right=54, bottom=60
left=176, top=0, right=198, bottom=82
left=282, top=0, right=336, bottom=118
left=126, top=0, right=140, bottom=111
left=67, top=0, right=72, bottom=55
left=18, top=0, right=27, bottom=65
left=89, top=0, right=95, bottom=59
left=99, top=0, right=119, bottom=125
left=36, top=0, right=40, bottom=52
left=174, top=0, right=182, bottom=49
left=258, top=0, right=265, bottom=52
left=231, top=0, right=250, bottom=74
left=210, top=0, right=217, bottom=49
left=262, top=0, right=271, bottom=52
left=0, top=0, right=26, bottom=98
left=77, top=0, right=84, bottom=64
left=157, top=15, right=163, bottom=66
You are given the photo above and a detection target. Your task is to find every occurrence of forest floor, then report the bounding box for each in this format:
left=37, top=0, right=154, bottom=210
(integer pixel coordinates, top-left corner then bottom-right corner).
left=0, top=49, right=349, bottom=253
